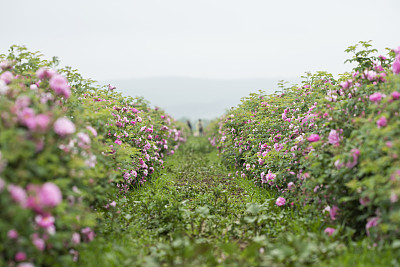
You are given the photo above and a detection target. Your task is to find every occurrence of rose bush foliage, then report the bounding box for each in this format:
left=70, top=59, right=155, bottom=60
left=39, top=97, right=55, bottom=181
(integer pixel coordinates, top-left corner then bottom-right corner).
left=0, top=46, right=186, bottom=266
left=208, top=42, right=400, bottom=243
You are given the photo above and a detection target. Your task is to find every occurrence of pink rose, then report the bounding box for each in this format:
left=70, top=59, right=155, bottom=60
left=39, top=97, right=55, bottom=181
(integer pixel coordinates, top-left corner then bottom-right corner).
left=8, top=185, right=27, bottom=207
left=328, top=130, right=340, bottom=145
left=36, top=68, right=55, bottom=79
left=329, top=205, right=339, bottom=220
left=86, top=126, right=97, bottom=137
left=287, top=182, right=295, bottom=190
left=15, top=252, right=27, bottom=262
left=276, top=197, right=286, bottom=206
left=369, top=92, right=382, bottom=102
left=324, top=227, right=336, bottom=236
left=392, top=91, right=400, bottom=100
left=393, top=59, right=400, bottom=75
left=35, top=114, right=51, bottom=131
left=54, top=117, right=76, bottom=136
left=307, top=134, right=320, bottom=142
left=35, top=215, right=55, bottom=228
left=8, top=229, right=19, bottom=239
left=0, top=71, right=14, bottom=84
left=33, top=237, right=45, bottom=251
left=39, top=183, right=62, bottom=207
left=366, top=217, right=379, bottom=236
left=81, top=227, right=95, bottom=242
left=72, top=232, right=81, bottom=245
left=49, top=74, right=71, bottom=98
left=377, top=116, right=387, bottom=128
left=114, top=139, right=122, bottom=145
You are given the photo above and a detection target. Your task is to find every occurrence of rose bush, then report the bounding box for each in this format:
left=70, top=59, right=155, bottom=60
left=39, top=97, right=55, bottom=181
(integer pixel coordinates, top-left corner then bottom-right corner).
left=0, top=46, right=187, bottom=266
left=208, top=41, right=400, bottom=244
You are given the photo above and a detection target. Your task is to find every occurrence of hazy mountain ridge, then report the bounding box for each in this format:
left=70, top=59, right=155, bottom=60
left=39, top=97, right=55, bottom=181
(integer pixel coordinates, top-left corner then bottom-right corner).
left=105, top=77, right=300, bottom=120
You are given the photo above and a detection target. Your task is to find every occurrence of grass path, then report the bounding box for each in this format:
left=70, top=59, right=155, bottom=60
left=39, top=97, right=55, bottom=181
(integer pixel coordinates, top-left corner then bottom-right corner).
left=78, top=137, right=395, bottom=267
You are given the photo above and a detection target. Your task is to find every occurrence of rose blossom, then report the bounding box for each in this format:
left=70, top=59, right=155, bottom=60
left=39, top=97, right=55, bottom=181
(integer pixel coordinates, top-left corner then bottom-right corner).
left=54, top=117, right=76, bottom=136
left=39, top=183, right=62, bottom=207
left=35, top=215, right=55, bottom=228
left=324, top=227, right=336, bottom=236
left=276, top=197, right=286, bottom=206
left=377, top=116, right=387, bottom=128
left=307, top=134, right=320, bottom=142
left=392, top=91, right=400, bottom=100
left=86, top=125, right=97, bottom=137
left=15, top=252, right=27, bottom=262
left=36, top=68, right=55, bottom=79
left=366, top=217, right=379, bottom=236
left=33, top=237, right=45, bottom=251
left=8, top=229, right=19, bottom=239
left=49, top=74, right=71, bottom=98
left=329, top=205, right=339, bottom=220
left=0, top=71, right=14, bottom=84
left=8, top=185, right=27, bottom=206
left=369, top=92, right=382, bottom=102
left=393, top=59, right=400, bottom=75
left=35, top=114, right=50, bottom=131
left=328, top=130, right=340, bottom=145
left=287, top=182, right=295, bottom=190
left=81, top=227, right=95, bottom=242
left=72, top=232, right=80, bottom=245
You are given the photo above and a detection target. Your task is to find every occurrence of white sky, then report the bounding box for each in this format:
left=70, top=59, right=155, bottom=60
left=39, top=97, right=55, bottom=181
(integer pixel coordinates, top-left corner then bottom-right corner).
left=1, top=0, right=399, bottom=81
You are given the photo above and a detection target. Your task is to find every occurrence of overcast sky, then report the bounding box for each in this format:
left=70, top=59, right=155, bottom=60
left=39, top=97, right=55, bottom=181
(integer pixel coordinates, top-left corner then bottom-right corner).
left=1, top=0, right=399, bottom=82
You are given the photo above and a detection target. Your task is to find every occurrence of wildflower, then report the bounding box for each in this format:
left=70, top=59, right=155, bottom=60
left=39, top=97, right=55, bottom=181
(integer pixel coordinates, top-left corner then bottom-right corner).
left=307, top=134, right=320, bottom=142
left=377, top=116, right=387, bottom=128
left=276, top=197, right=286, bottom=206
left=86, top=126, right=98, bottom=136
left=54, top=117, right=76, bottom=136
left=108, top=84, right=116, bottom=91
left=35, top=114, right=51, bottom=131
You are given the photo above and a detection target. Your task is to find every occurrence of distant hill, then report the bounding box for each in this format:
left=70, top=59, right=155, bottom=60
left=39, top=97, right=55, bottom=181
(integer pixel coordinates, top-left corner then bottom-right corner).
left=104, top=77, right=300, bottom=120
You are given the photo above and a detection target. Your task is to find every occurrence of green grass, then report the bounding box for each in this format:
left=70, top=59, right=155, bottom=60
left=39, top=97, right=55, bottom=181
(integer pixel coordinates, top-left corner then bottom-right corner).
left=77, top=137, right=400, bottom=266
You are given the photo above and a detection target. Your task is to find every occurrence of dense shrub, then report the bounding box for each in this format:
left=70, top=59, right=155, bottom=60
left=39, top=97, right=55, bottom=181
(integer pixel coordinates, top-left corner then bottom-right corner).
left=208, top=41, right=400, bottom=243
left=0, top=46, right=187, bottom=266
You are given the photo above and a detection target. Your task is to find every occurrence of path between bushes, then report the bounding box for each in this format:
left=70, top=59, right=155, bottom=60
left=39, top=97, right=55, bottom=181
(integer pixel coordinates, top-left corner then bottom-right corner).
left=79, top=137, right=333, bottom=267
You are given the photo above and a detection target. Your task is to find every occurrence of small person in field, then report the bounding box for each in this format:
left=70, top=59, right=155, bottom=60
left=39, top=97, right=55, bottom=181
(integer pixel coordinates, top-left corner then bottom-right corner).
left=196, top=119, right=203, bottom=136
left=186, top=120, right=192, bottom=135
